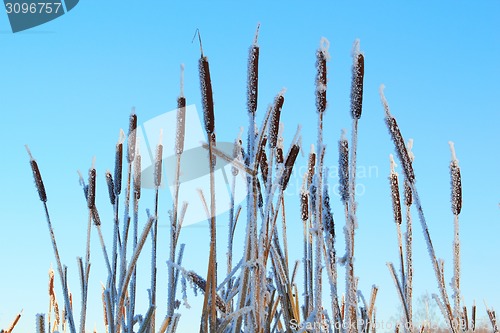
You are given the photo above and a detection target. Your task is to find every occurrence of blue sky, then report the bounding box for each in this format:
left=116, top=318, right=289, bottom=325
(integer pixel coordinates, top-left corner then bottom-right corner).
left=0, top=1, right=499, bottom=332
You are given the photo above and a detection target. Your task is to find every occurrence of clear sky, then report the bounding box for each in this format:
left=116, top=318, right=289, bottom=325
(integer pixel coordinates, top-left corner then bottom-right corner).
left=0, top=1, right=499, bottom=332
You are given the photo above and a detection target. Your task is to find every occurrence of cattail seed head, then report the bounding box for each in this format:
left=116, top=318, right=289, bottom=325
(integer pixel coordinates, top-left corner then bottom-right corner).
left=300, top=191, right=309, bottom=222
left=154, top=130, right=163, bottom=188
left=26, top=146, right=47, bottom=202
left=276, top=146, right=284, bottom=164
left=127, top=110, right=137, bottom=163
left=449, top=141, right=462, bottom=215
left=380, top=85, right=415, bottom=183
left=199, top=56, right=215, bottom=134
left=307, top=144, right=316, bottom=187
left=351, top=40, right=364, bottom=119
left=260, top=149, right=269, bottom=183
left=134, top=152, right=141, bottom=200
left=316, top=37, right=329, bottom=114
left=389, top=155, right=402, bottom=225
left=339, top=130, right=349, bottom=203
left=105, top=171, right=115, bottom=205
left=36, top=314, right=45, bottom=333
left=323, top=185, right=335, bottom=239
left=255, top=178, right=263, bottom=208
left=386, top=116, right=415, bottom=183
left=176, top=96, right=186, bottom=156
left=281, top=144, right=300, bottom=190
left=92, top=207, right=101, bottom=226
left=404, top=180, right=412, bottom=207
left=269, top=91, right=285, bottom=149
left=87, top=165, right=96, bottom=209
left=248, top=24, right=260, bottom=114
left=114, top=130, right=124, bottom=195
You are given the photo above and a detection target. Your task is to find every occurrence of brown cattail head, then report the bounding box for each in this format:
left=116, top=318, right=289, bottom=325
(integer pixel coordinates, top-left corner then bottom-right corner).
left=87, top=162, right=96, bottom=209
left=351, top=40, right=364, bottom=119
left=36, top=313, right=45, bottom=333
left=269, top=90, right=285, bottom=149
left=199, top=55, right=215, bottom=135
left=323, top=183, right=335, bottom=239
left=316, top=37, right=329, bottom=114
left=339, top=130, right=349, bottom=203
left=92, top=206, right=101, bottom=226
left=281, top=144, right=300, bottom=190
left=26, top=146, right=47, bottom=202
left=105, top=171, right=116, bottom=205
left=404, top=180, right=412, bottom=207
left=134, top=147, right=141, bottom=200
left=127, top=110, right=137, bottom=163
left=114, top=129, right=124, bottom=196
left=380, top=85, right=415, bottom=183
left=300, top=190, right=309, bottom=222
left=307, top=144, right=316, bottom=187
left=176, top=96, right=186, bottom=156
left=154, top=130, right=163, bottom=188
left=247, top=23, right=260, bottom=114
left=449, top=141, right=462, bottom=215
left=389, top=155, right=402, bottom=225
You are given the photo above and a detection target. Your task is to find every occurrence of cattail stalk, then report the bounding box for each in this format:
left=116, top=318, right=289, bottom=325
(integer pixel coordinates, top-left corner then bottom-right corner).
left=449, top=141, right=462, bottom=318
left=380, top=85, right=456, bottom=332
left=26, top=146, right=76, bottom=333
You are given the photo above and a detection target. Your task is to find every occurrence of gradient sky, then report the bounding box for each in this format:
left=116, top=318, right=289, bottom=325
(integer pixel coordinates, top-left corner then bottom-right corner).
left=0, top=1, right=499, bottom=332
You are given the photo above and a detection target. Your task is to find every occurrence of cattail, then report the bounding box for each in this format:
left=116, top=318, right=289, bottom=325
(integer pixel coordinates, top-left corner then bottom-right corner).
left=114, top=130, right=124, bottom=195
left=92, top=206, right=101, bottom=226
left=154, top=130, right=163, bottom=188
left=26, top=146, right=47, bottom=202
left=269, top=90, right=285, bottom=149
left=105, top=171, right=116, bottom=205
left=127, top=110, right=137, bottom=163
left=281, top=144, right=300, bottom=190
left=449, top=142, right=462, bottom=215
left=323, top=185, right=335, bottom=239
left=351, top=40, right=364, bottom=119
left=196, top=32, right=215, bottom=135
left=36, top=313, right=45, bottom=333
left=307, top=144, right=316, bottom=187
left=389, top=155, right=402, bottom=225
left=339, top=130, right=349, bottom=203
left=276, top=146, right=284, bottom=164
left=87, top=162, right=96, bottom=209
left=404, top=180, right=412, bottom=207
left=260, top=149, right=269, bottom=183
left=301, top=191, right=309, bottom=221
left=176, top=64, right=186, bottom=156
left=232, top=137, right=241, bottom=177
left=255, top=178, right=263, bottom=208
left=134, top=147, right=141, bottom=199
left=247, top=23, right=260, bottom=114
left=316, top=37, right=329, bottom=113
left=380, top=85, right=415, bottom=183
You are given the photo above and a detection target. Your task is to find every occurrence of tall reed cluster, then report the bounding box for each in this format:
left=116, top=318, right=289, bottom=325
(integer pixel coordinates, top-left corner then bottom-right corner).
left=24, top=27, right=497, bottom=333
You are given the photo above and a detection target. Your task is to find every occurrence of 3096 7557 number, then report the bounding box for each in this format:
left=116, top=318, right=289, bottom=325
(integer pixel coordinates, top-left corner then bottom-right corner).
left=5, top=2, right=62, bottom=14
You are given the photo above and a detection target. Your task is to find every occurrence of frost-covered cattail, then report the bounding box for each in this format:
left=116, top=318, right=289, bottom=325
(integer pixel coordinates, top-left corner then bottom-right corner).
left=105, top=171, right=115, bottom=205
left=269, top=90, right=285, bottom=149
left=87, top=162, right=96, bottom=209
left=404, top=180, right=412, bottom=207
left=255, top=178, right=263, bottom=208
left=339, top=130, right=349, bottom=204
left=316, top=37, right=329, bottom=114
left=36, top=313, right=45, bottom=333
left=176, top=64, right=186, bottom=156
left=307, top=144, right=316, bottom=187
left=197, top=34, right=215, bottom=135
left=380, top=85, right=415, bottom=183
left=127, top=110, right=137, bottom=163
left=114, top=129, right=124, bottom=195
left=154, top=130, right=163, bottom=188
left=248, top=23, right=260, bottom=114
left=259, top=141, right=269, bottom=182
left=134, top=146, right=141, bottom=199
left=281, top=144, right=300, bottom=190
left=301, top=191, right=309, bottom=222
left=323, top=184, right=335, bottom=239
left=26, top=146, right=47, bottom=202
left=449, top=142, right=462, bottom=215
left=351, top=40, right=364, bottom=120
left=389, top=155, right=402, bottom=225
